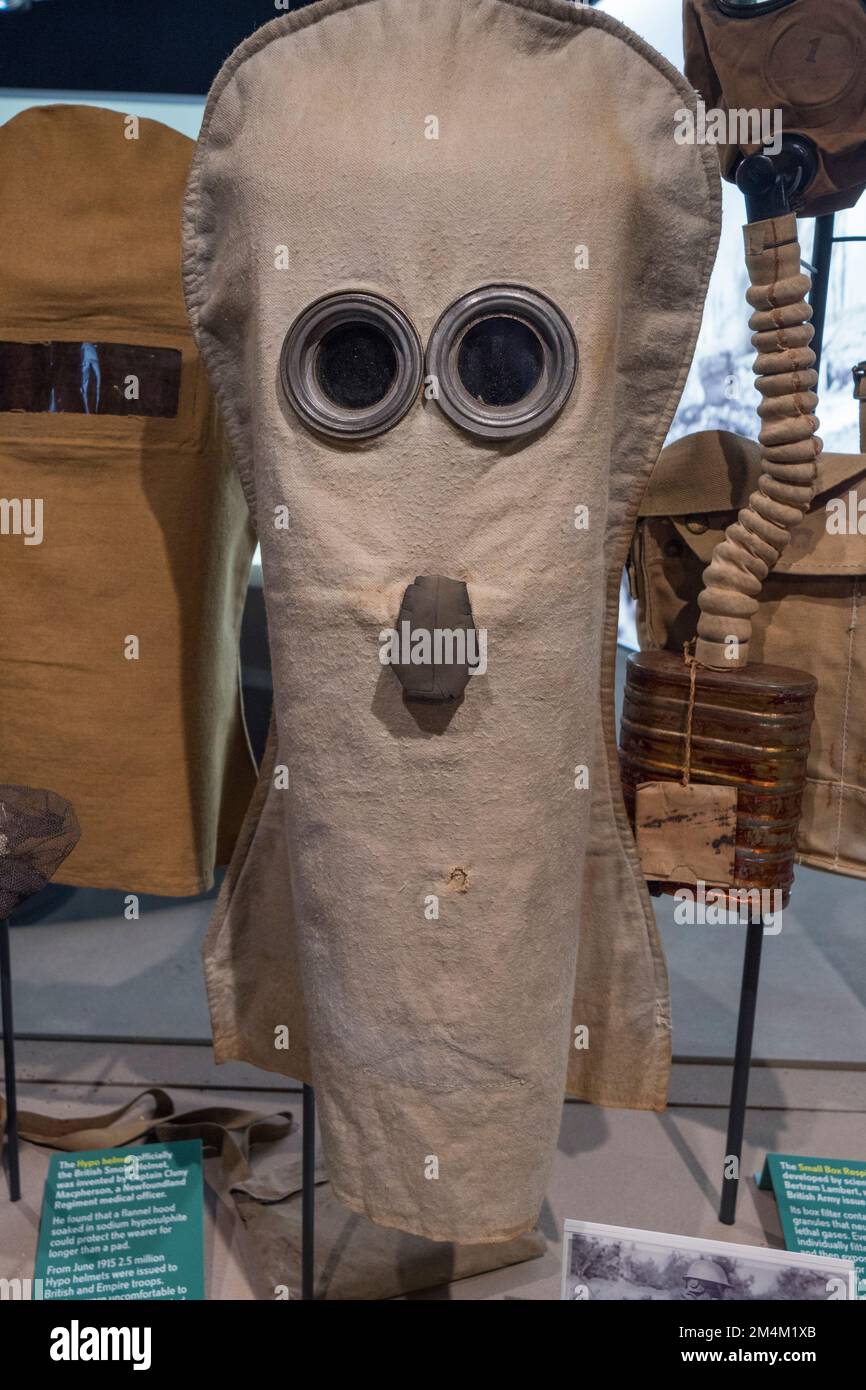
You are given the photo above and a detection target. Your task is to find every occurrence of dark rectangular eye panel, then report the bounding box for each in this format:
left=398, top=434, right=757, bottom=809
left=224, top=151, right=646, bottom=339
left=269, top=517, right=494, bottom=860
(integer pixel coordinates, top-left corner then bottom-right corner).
left=714, top=0, right=796, bottom=12
left=0, top=341, right=182, bottom=417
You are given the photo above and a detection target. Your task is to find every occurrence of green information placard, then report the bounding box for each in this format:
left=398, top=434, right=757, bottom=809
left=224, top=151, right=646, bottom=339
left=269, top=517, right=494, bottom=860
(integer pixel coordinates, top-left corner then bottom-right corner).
left=34, top=1140, right=205, bottom=1301
left=759, top=1152, right=866, bottom=1300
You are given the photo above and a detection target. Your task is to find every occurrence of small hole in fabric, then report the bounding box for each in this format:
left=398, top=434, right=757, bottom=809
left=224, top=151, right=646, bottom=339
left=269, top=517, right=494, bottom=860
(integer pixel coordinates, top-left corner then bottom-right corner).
left=447, top=866, right=469, bottom=893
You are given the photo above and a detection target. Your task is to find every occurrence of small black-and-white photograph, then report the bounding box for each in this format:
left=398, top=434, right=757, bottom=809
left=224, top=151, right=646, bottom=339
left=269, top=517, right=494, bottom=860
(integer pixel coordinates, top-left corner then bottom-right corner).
left=562, top=1223, right=855, bottom=1302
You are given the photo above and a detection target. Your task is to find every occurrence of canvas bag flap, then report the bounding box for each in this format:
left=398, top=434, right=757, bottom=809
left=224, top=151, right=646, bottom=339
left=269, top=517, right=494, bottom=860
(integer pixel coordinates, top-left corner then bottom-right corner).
left=641, top=429, right=866, bottom=576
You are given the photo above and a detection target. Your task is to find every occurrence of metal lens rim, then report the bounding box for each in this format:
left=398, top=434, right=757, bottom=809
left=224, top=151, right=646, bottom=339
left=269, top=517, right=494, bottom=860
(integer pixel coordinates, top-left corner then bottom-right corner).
left=280, top=292, right=423, bottom=440
left=426, top=285, right=577, bottom=440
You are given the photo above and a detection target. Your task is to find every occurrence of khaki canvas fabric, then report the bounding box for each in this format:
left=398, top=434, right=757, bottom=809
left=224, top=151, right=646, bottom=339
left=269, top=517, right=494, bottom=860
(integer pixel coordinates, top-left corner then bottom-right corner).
left=684, top=0, right=866, bottom=218
left=0, top=106, right=256, bottom=896
left=184, top=0, right=720, bottom=1243
left=632, top=428, right=866, bottom=881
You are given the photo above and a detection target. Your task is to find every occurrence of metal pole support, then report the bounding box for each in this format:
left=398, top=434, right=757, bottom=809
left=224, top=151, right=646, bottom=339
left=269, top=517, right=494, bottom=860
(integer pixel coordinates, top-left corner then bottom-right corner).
left=719, top=913, right=764, bottom=1225
left=302, top=1083, right=315, bottom=1299
left=0, top=917, right=21, bottom=1203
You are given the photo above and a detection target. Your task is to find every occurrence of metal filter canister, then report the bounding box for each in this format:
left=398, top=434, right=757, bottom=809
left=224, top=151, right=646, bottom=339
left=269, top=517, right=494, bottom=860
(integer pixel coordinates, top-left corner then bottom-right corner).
left=620, top=650, right=817, bottom=904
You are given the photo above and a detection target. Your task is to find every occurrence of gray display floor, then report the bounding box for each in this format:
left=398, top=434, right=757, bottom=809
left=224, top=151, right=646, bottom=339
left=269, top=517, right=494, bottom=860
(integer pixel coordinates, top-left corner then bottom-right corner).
left=1, top=1042, right=863, bottom=1300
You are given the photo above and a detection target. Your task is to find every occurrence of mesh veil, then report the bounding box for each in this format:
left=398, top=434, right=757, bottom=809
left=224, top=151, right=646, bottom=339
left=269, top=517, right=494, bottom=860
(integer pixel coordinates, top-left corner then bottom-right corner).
left=0, top=785, right=81, bottom=919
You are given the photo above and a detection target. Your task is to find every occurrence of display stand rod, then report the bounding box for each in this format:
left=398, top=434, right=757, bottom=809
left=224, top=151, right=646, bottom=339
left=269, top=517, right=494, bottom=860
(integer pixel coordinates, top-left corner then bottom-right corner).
left=302, top=1083, right=315, bottom=1300
left=808, top=212, right=835, bottom=384
left=719, top=913, right=764, bottom=1225
left=0, top=917, right=21, bottom=1203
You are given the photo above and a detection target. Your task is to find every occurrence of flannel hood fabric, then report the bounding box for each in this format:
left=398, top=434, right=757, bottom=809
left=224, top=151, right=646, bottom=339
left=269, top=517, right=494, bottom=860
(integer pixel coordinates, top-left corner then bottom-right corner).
left=184, top=0, right=721, bottom=1242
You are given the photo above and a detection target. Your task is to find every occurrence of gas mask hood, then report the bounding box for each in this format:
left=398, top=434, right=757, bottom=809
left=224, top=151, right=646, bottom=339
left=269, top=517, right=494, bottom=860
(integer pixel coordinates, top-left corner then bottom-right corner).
left=184, top=0, right=720, bottom=1243
left=685, top=0, right=866, bottom=217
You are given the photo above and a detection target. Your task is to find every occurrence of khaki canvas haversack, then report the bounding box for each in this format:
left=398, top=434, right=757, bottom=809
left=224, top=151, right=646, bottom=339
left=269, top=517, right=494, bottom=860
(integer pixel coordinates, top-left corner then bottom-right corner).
left=630, top=429, right=866, bottom=880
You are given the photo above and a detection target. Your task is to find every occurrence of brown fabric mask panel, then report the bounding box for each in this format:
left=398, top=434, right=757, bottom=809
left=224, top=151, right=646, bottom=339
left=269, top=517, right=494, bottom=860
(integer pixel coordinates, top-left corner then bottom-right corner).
left=684, top=0, right=866, bottom=216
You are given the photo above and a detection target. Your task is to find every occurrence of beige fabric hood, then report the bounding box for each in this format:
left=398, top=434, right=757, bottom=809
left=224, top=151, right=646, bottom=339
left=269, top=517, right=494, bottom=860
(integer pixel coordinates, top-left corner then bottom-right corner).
left=184, top=0, right=720, bottom=1242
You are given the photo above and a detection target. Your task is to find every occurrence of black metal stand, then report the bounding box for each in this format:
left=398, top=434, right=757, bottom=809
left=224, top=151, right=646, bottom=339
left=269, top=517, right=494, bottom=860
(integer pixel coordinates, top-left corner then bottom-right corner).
left=0, top=917, right=21, bottom=1203
left=719, top=913, right=764, bottom=1225
left=809, top=213, right=836, bottom=382
left=301, top=1083, right=315, bottom=1300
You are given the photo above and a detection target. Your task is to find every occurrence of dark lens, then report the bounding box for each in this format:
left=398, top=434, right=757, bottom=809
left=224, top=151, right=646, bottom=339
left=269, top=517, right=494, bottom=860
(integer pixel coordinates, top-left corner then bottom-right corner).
left=456, top=316, right=544, bottom=408
left=426, top=286, right=576, bottom=440
left=315, top=322, right=398, bottom=410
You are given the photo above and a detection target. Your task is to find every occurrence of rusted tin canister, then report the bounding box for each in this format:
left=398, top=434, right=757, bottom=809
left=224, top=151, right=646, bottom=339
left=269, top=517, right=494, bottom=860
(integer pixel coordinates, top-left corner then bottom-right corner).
left=620, top=650, right=817, bottom=904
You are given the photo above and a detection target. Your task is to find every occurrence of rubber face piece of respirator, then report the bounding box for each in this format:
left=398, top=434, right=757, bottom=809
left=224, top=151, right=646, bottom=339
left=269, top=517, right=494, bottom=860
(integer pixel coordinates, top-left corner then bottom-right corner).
left=685, top=0, right=866, bottom=216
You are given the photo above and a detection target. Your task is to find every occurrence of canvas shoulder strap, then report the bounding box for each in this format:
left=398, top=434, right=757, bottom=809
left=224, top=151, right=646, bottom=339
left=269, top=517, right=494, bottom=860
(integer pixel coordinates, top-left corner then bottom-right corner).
left=0, top=1087, right=294, bottom=1199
